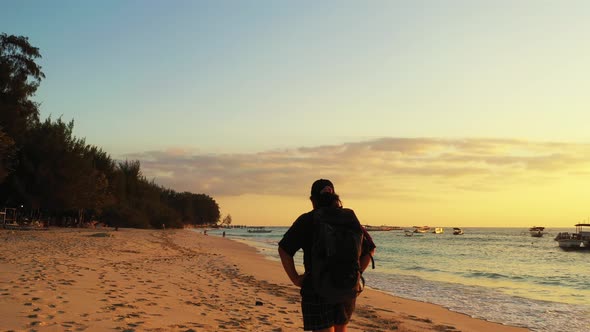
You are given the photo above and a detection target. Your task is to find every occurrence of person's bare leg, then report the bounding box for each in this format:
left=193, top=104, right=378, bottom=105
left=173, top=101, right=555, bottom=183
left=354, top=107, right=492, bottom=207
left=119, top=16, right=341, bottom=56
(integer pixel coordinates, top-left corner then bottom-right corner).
left=334, top=324, right=347, bottom=332
left=314, top=327, right=334, bottom=332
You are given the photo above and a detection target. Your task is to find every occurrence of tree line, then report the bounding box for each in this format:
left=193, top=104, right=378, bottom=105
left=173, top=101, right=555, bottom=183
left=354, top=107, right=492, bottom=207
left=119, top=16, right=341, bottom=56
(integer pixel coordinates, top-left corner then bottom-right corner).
left=0, top=33, right=220, bottom=228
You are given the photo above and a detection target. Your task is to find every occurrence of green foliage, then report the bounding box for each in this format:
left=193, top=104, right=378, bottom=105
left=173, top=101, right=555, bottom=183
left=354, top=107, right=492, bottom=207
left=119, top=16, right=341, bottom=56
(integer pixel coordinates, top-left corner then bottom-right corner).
left=161, top=190, right=220, bottom=225
left=0, top=33, right=44, bottom=144
left=0, top=128, right=15, bottom=183
left=102, top=204, right=150, bottom=229
left=222, top=214, right=233, bottom=226
left=0, top=34, right=221, bottom=228
left=6, top=117, right=111, bottom=217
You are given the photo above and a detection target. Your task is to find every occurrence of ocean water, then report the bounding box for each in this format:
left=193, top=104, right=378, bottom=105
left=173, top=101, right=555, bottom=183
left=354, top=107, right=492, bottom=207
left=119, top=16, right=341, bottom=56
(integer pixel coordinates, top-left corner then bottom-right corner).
left=201, top=227, right=590, bottom=332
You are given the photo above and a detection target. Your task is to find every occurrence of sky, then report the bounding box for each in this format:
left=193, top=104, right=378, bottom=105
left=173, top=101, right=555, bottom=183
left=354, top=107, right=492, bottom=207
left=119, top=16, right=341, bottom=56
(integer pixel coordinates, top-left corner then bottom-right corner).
left=2, top=1, right=590, bottom=227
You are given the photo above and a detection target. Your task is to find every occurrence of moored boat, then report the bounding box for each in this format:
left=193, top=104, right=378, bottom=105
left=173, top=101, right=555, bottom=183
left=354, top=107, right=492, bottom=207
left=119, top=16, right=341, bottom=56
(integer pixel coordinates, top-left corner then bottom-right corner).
left=554, top=223, right=590, bottom=250
left=413, top=226, right=430, bottom=233
left=529, top=226, right=545, bottom=237
left=247, top=227, right=272, bottom=233
left=453, top=227, right=464, bottom=235
left=432, top=227, right=444, bottom=234
left=364, top=225, right=396, bottom=232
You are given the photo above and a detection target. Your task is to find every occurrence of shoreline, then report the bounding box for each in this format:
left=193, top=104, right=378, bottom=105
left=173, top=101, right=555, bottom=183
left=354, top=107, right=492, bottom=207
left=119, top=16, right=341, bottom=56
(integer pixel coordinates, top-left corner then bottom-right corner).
left=228, top=232, right=531, bottom=332
left=0, top=228, right=530, bottom=331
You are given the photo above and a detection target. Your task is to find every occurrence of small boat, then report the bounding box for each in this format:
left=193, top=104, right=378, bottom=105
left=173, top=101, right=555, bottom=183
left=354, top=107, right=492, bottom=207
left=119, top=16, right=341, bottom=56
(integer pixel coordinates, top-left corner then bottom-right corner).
left=247, top=227, right=272, bottom=233
left=529, top=226, right=545, bottom=237
left=413, top=226, right=430, bottom=233
left=453, top=227, right=464, bottom=235
left=432, top=227, right=444, bottom=234
left=404, top=230, right=414, bottom=237
left=364, top=225, right=404, bottom=231
left=364, top=225, right=394, bottom=231
left=554, top=223, right=590, bottom=250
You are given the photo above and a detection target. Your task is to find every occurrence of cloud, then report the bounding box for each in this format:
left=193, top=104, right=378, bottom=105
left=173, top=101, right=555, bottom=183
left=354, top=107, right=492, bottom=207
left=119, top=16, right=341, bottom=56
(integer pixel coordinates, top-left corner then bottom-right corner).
left=122, top=138, right=590, bottom=198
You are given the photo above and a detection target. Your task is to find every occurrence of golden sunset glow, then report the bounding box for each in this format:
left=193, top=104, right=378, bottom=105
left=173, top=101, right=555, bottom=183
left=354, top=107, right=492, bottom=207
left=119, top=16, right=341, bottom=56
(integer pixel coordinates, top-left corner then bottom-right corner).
left=5, top=2, right=590, bottom=228
left=133, top=138, right=590, bottom=227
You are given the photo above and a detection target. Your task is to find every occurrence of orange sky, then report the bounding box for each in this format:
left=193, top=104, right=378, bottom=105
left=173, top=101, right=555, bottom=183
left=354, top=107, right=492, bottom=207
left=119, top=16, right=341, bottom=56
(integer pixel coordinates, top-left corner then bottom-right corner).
left=6, top=2, right=590, bottom=228
left=135, top=138, right=590, bottom=227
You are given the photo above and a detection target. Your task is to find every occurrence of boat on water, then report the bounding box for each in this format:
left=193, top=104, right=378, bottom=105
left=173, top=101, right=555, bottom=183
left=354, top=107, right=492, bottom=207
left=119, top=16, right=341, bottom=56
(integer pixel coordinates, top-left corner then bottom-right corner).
left=413, top=226, right=430, bottom=233
left=554, top=223, right=590, bottom=250
left=364, top=225, right=393, bottom=231
left=529, top=226, right=545, bottom=237
left=247, top=227, right=272, bottom=233
left=432, top=227, right=444, bottom=234
left=364, top=225, right=404, bottom=231
left=453, top=227, right=464, bottom=235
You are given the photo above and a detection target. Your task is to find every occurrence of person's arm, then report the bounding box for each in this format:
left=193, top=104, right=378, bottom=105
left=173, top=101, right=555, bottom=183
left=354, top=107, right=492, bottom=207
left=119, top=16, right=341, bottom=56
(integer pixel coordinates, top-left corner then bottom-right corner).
left=359, top=248, right=375, bottom=273
left=353, top=212, right=376, bottom=273
left=278, top=246, right=306, bottom=287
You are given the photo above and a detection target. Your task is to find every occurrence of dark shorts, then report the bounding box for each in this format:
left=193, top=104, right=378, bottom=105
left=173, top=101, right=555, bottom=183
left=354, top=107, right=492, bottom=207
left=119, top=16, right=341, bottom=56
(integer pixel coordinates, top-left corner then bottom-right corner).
left=300, top=288, right=356, bottom=331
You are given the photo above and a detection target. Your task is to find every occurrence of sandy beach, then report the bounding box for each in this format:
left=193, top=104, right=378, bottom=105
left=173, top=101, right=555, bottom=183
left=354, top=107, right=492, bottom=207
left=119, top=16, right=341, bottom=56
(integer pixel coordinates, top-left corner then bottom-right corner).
left=0, top=228, right=529, bottom=331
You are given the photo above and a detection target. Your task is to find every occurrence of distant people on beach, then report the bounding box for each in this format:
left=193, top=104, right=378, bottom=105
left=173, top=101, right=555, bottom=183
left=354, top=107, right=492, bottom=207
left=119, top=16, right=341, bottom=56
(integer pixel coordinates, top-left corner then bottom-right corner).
left=278, top=179, right=376, bottom=332
left=222, top=231, right=226, bottom=237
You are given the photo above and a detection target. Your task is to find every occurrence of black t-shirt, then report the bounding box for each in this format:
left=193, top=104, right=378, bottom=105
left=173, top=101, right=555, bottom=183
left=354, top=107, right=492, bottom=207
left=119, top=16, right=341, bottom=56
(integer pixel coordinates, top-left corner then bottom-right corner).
left=278, top=207, right=376, bottom=275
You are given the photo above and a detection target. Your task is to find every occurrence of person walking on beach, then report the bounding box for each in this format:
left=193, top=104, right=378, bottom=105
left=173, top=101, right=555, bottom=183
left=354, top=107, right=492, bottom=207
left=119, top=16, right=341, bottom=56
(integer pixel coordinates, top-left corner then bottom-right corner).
left=279, top=179, right=376, bottom=332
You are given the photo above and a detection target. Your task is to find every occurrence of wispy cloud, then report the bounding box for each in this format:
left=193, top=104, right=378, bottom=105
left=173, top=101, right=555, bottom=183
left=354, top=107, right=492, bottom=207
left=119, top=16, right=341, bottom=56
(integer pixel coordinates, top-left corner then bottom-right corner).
left=123, top=138, right=590, bottom=198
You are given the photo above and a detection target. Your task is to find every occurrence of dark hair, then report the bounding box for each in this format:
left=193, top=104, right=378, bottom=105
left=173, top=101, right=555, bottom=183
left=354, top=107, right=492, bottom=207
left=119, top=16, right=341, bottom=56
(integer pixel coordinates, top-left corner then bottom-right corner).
left=315, top=193, right=342, bottom=208
left=310, top=179, right=342, bottom=208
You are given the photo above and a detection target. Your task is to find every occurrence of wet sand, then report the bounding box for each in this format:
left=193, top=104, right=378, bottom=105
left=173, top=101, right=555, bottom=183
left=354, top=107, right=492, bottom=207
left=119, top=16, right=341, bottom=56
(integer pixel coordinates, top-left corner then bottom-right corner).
left=0, top=228, right=529, bottom=331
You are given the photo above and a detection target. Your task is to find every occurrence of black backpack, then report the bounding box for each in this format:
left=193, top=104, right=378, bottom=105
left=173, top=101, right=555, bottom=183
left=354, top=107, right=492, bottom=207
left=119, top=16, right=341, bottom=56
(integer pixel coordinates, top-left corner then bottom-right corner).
left=311, top=207, right=364, bottom=303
